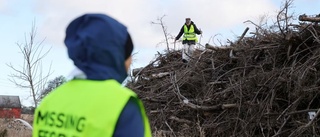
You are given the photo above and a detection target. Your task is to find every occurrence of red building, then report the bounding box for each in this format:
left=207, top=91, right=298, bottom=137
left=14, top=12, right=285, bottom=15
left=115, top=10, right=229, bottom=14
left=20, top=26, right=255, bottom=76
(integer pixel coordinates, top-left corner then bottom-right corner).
left=0, top=95, right=21, bottom=118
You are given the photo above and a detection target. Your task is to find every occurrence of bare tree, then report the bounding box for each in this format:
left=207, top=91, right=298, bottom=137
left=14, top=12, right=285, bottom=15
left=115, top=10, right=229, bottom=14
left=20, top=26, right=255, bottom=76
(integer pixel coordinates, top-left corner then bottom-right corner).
left=7, top=22, right=52, bottom=107
left=151, top=15, right=175, bottom=51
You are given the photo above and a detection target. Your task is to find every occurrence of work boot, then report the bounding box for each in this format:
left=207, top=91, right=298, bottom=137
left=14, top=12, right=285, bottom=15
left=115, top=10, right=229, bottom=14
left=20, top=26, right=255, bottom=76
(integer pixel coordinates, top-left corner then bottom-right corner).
left=182, top=59, right=188, bottom=63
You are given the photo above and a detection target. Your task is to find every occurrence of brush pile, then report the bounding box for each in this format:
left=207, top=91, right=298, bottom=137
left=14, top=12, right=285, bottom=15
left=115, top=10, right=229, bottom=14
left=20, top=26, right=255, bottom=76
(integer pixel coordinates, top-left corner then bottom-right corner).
left=127, top=2, right=320, bottom=137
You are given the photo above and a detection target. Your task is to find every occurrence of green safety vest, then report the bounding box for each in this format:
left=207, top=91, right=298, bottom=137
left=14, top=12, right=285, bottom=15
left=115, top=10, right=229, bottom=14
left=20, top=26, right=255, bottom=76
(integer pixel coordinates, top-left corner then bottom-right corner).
left=32, top=79, right=152, bottom=137
left=183, top=24, right=198, bottom=42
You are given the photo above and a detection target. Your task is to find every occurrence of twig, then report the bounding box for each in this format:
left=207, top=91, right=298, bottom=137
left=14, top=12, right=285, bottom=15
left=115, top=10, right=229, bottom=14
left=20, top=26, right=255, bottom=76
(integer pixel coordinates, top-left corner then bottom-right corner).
left=169, top=116, right=193, bottom=124
left=165, top=121, right=177, bottom=137
left=286, top=109, right=319, bottom=116
left=237, top=27, right=250, bottom=44
left=288, top=108, right=320, bottom=137
left=276, top=97, right=301, bottom=120
left=272, top=115, right=291, bottom=137
left=184, top=102, right=237, bottom=111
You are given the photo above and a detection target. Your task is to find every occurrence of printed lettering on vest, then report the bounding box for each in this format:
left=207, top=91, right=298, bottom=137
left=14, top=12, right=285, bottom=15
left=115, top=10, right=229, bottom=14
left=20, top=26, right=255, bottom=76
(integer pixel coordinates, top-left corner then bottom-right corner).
left=36, top=110, right=86, bottom=137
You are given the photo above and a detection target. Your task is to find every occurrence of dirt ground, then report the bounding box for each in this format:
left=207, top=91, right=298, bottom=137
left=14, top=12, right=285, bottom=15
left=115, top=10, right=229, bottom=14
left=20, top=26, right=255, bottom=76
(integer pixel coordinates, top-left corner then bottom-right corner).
left=0, top=114, right=33, bottom=137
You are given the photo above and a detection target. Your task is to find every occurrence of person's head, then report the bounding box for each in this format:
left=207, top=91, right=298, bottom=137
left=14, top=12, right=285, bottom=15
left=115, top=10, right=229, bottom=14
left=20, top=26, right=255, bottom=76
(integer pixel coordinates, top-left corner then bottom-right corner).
left=185, top=18, right=191, bottom=25
left=64, top=13, right=133, bottom=83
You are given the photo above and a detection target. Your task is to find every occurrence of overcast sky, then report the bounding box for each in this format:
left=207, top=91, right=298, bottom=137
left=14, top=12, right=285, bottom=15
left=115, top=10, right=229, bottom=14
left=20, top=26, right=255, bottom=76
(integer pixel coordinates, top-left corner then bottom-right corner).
left=0, top=0, right=319, bottom=106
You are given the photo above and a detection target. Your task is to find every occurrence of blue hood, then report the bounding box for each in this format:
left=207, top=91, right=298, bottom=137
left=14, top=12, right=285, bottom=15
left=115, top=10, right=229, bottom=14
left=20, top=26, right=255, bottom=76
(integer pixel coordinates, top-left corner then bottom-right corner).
left=64, top=14, right=129, bottom=83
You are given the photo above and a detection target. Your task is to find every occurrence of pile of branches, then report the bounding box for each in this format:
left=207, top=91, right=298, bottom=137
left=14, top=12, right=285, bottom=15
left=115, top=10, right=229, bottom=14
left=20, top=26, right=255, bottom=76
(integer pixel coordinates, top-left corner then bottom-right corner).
left=127, top=2, right=320, bottom=137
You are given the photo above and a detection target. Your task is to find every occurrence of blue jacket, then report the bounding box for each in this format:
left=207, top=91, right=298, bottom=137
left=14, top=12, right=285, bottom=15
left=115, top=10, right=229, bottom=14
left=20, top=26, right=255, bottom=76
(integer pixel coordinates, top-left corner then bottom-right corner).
left=64, top=14, right=144, bottom=137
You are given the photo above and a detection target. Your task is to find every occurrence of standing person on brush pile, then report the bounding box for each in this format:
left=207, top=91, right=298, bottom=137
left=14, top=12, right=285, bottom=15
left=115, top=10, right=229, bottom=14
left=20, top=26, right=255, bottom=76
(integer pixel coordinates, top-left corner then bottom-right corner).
left=175, top=17, right=202, bottom=63
left=32, top=13, right=152, bottom=137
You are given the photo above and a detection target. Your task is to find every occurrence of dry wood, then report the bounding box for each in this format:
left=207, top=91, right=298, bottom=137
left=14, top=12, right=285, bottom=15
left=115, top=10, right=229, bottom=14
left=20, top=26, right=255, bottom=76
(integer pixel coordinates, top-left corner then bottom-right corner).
left=127, top=1, right=320, bottom=136
left=299, top=14, right=320, bottom=22
left=237, top=27, right=250, bottom=44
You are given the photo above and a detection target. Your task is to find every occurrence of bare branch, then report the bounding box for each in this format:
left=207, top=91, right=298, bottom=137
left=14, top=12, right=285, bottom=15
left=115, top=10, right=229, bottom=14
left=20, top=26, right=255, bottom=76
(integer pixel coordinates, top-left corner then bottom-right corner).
left=151, top=15, right=174, bottom=51
left=7, top=21, right=52, bottom=107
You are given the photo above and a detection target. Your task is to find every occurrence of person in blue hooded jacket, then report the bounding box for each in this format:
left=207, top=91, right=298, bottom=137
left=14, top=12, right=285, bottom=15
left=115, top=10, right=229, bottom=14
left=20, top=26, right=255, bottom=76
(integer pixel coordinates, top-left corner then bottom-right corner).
left=32, top=14, right=152, bottom=137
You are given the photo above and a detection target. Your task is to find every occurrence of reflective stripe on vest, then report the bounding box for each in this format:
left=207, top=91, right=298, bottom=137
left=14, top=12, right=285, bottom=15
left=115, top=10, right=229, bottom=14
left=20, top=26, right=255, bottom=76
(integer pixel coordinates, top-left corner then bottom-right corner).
left=183, top=24, right=198, bottom=42
left=32, top=79, right=151, bottom=137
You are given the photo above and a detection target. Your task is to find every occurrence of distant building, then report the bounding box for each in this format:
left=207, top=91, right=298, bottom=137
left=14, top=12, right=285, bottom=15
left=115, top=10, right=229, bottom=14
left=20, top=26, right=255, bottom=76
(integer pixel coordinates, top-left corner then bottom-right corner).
left=0, top=95, right=21, bottom=118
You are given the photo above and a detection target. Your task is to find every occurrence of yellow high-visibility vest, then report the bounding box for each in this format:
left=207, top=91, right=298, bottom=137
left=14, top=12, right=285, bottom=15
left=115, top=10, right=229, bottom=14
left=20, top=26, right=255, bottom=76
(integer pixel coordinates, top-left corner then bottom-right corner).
left=183, top=24, right=198, bottom=42
left=32, top=79, right=151, bottom=137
